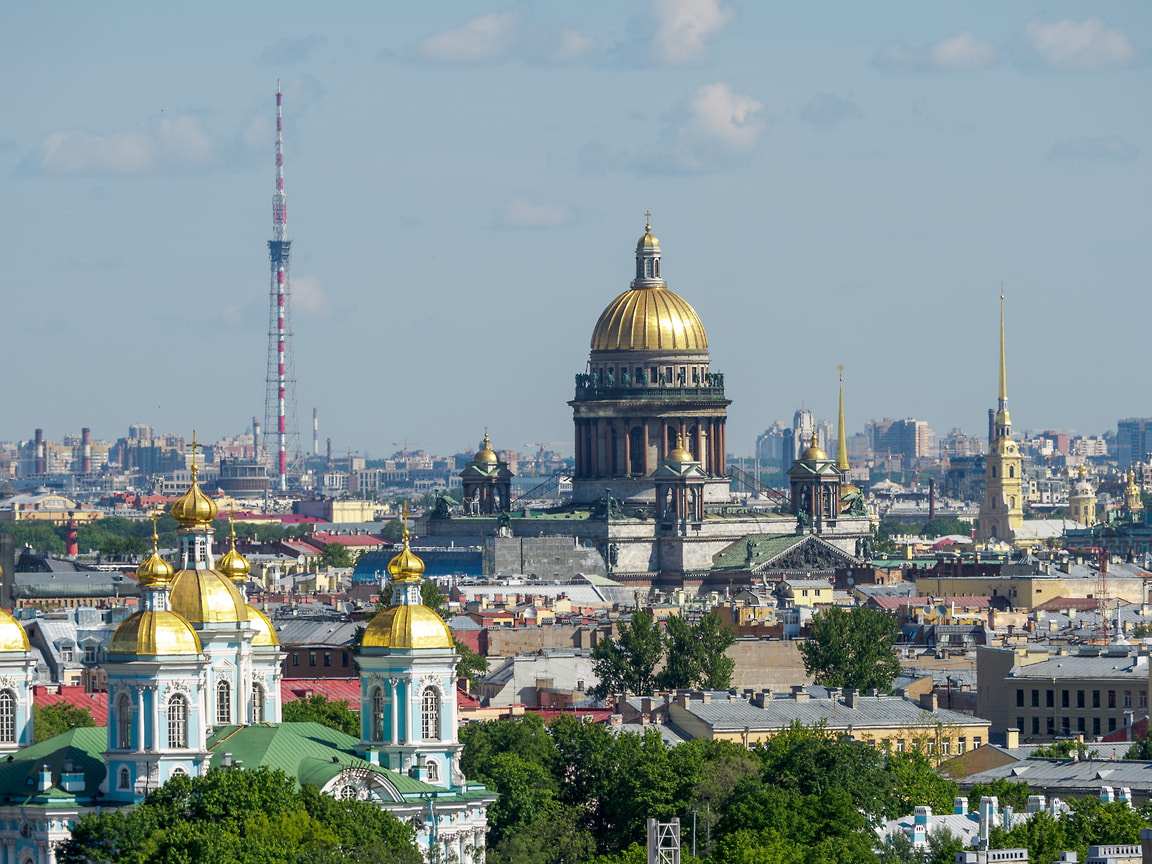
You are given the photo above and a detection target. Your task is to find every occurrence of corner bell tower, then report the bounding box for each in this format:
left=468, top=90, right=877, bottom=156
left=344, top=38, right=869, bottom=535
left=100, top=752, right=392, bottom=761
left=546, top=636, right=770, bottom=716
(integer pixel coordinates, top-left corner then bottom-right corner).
left=978, top=293, right=1023, bottom=542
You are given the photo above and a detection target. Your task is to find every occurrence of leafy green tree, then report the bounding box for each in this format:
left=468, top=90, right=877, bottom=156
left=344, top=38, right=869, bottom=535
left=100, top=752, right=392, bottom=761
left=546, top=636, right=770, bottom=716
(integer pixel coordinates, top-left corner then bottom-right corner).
left=379, top=519, right=405, bottom=543
left=490, top=802, right=596, bottom=864
left=1034, top=739, right=1096, bottom=759
left=0, top=522, right=65, bottom=555
left=886, top=750, right=959, bottom=817
left=420, top=580, right=449, bottom=619
left=590, top=609, right=664, bottom=698
left=696, top=611, right=736, bottom=689
left=34, top=702, right=96, bottom=743
left=966, top=778, right=1032, bottom=814
left=282, top=695, right=359, bottom=737
left=454, top=637, right=489, bottom=690
left=797, top=605, right=901, bottom=693
left=320, top=542, right=352, bottom=568
left=656, top=614, right=697, bottom=691
left=1126, top=728, right=1152, bottom=759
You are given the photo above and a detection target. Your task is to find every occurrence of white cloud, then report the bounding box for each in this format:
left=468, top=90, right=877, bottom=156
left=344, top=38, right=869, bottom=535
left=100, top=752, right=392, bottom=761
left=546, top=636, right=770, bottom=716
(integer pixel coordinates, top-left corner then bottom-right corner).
left=684, top=83, right=764, bottom=151
left=551, top=27, right=596, bottom=63
left=292, top=276, right=330, bottom=315
left=931, top=32, right=999, bottom=70
left=32, top=115, right=214, bottom=176
left=499, top=196, right=572, bottom=229
left=877, top=32, right=998, bottom=72
left=649, top=0, right=734, bottom=64
left=1025, top=18, right=1136, bottom=71
left=418, top=12, right=520, bottom=63
left=260, top=35, right=324, bottom=65
left=243, top=115, right=273, bottom=153
left=1049, top=137, right=1138, bottom=162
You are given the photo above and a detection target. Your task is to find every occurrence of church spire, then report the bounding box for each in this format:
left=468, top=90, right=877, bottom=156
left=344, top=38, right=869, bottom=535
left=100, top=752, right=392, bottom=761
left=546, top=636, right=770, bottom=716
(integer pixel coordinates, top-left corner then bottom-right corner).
left=993, top=290, right=1012, bottom=442
left=836, top=365, right=850, bottom=473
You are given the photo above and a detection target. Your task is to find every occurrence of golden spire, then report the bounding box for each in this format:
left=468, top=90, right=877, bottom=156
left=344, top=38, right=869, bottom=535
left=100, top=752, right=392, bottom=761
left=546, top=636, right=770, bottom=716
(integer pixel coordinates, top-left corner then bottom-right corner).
left=836, top=365, right=850, bottom=473
left=189, top=430, right=201, bottom=482
left=217, top=510, right=251, bottom=583
left=136, top=511, right=175, bottom=587
left=998, top=288, right=1008, bottom=403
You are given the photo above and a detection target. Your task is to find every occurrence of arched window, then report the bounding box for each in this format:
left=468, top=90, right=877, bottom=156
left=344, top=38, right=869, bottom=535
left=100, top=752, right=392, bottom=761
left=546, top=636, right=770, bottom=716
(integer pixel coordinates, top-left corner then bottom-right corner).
left=421, top=687, right=440, bottom=741
left=251, top=684, right=265, bottom=724
left=1009, top=466, right=1015, bottom=478
left=372, top=688, right=384, bottom=741
left=117, top=693, right=132, bottom=749
left=170, top=765, right=187, bottom=777
left=168, top=695, right=188, bottom=749
left=655, top=259, right=661, bottom=277
left=426, top=760, right=439, bottom=782
left=0, top=691, right=15, bottom=744
left=118, top=766, right=131, bottom=790
left=991, top=466, right=997, bottom=478
left=216, top=679, right=232, bottom=725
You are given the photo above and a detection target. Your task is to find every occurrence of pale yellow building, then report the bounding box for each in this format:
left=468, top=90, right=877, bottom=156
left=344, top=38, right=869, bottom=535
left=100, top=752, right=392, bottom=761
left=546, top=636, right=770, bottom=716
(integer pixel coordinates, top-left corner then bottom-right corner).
left=1069, top=466, right=1097, bottom=527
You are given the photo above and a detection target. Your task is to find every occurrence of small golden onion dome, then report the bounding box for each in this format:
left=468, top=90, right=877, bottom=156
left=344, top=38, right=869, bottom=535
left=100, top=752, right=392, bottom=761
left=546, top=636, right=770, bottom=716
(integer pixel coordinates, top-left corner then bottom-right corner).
left=388, top=544, right=425, bottom=583
left=361, top=605, right=454, bottom=650
left=666, top=435, right=694, bottom=463
left=170, top=568, right=248, bottom=624
left=474, top=431, right=498, bottom=465
left=246, top=605, right=278, bottom=647
left=136, top=549, right=175, bottom=588
left=171, top=481, right=218, bottom=527
left=109, top=610, right=201, bottom=657
left=0, top=609, right=30, bottom=653
left=637, top=228, right=660, bottom=251
left=841, top=483, right=862, bottom=498
left=591, top=286, right=708, bottom=352
left=801, top=435, right=828, bottom=461
left=217, top=529, right=251, bottom=584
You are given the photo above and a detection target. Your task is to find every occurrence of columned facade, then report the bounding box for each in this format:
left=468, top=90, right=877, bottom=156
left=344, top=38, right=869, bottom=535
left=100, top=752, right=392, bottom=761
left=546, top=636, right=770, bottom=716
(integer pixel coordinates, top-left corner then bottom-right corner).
left=571, top=219, right=730, bottom=504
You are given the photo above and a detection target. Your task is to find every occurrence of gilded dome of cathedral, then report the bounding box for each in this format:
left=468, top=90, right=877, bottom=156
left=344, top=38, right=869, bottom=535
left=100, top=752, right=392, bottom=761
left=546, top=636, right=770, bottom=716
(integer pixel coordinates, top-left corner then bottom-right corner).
left=246, top=604, right=278, bottom=647
left=170, top=568, right=248, bottom=625
left=590, top=288, right=708, bottom=353
left=801, top=435, right=828, bottom=461
left=473, top=431, right=498, bottom=465
left=0, top=609, right=29, bottom=653
left=110, top=610, right=201, bottom=657
left=217, top=519, right=251, bottom=584
left=361, top=604, right=454, bottom=651
left=171, top=479, right=217, bottom=527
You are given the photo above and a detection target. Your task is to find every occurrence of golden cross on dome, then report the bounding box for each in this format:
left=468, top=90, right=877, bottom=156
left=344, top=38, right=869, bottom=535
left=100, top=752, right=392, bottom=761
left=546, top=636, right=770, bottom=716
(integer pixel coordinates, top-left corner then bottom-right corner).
left=149, top=511, right=161, bottom=548
left=837, top=363, right=844, bottom=382
left=189, top=430, right=201, bottom=481
left=401, top=500, right=410, bottom=544
left=644, top=210, right=651, bottom=231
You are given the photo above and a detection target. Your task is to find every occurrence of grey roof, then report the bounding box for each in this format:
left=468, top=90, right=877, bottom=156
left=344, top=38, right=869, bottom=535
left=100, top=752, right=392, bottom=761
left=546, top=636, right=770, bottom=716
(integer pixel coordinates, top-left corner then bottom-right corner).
left=612, top=723, right=687, bottom=746
left=961, top=757, right=1152, bottom=794
left=13, top=570, right=138, bottom=599
left=682, top=693, right=988, bottom=733
left=446, top=615, right=482, bottom=631
left=1007, top=654, right=1148, bottom=681
left=273, top=619, right=359, bottom=647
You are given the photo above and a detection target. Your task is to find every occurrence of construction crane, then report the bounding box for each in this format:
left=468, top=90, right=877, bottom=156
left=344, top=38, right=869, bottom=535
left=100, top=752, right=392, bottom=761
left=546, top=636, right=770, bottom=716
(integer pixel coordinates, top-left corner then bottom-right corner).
left=392, top=440, right=437, bottom=459
left=524, top=441, right=571, bottom=457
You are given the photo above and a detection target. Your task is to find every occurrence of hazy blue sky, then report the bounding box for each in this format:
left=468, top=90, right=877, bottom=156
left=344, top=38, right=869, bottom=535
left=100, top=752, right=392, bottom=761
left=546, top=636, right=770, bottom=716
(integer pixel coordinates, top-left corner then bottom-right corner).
left=2, top=2, right=1148, bottom=459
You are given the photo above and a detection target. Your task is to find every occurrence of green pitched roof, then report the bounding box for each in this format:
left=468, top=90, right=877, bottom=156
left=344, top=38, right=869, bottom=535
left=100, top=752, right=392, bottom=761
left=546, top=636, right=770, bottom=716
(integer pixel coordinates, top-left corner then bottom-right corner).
left=0, top=726, right=107, bottom=805
left=711, top=534, right=804, bottom=570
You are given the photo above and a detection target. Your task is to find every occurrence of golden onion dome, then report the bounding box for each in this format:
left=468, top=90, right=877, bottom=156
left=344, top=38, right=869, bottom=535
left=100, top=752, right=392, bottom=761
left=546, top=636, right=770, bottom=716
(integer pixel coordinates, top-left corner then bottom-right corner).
left=109, top=610, right=201, bottom=657
left=841, top=483, right=862, bottom=498
left=474, top=431, right=498, bottom=465
left=666, top=435, right=694, bottom=463
left=246, top=605, right=278, bottom=647
left=0, top=609, right=29, bottom=653
left=170, top=568, right=248, bottom=625
left=217, top=523, right=251, bottom=584
left=591, top=286, right=708, bottom=353
left=171, top=481, right=218, bottom=527
left=136, top=550, right=176, bottom=588
left=361, top=605, right=454, bottom=650
left=801, top=435, right=828, bottom=461
left=387, top=531, right=425, bottom=583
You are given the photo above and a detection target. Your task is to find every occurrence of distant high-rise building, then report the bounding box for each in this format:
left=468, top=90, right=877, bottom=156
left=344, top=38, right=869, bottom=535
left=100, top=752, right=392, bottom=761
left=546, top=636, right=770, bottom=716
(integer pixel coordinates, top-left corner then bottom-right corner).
left=977, top=295, right=1023, bottom=542
left=1116, top=418, right=1152, bottom=468
left=868, top=418, right=934, bottom=465
left=940, top=428, right=984, bottom=460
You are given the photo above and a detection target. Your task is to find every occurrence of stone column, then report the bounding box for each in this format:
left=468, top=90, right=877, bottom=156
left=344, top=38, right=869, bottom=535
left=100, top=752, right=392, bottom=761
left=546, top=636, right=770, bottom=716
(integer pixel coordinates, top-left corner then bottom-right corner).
left=641, top=423, right=649, bottom=475
left=149, top=686, right=160, bottom=750
left=136, top=686, right=146, bottom=750
left=718, top=422, right=726, bottom=474
left=389, top=678, right=400, bottom=745
left=693, top=424, right=702, bottom=463
left=621, top=422, right=631, bottom=476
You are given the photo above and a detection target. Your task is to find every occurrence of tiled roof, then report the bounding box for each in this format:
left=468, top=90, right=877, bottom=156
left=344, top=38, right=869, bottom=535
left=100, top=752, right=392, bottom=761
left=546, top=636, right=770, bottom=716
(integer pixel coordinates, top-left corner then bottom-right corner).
left=33, top=685, right=109, bottom=725
left=281, top=678, right=361, bottom=707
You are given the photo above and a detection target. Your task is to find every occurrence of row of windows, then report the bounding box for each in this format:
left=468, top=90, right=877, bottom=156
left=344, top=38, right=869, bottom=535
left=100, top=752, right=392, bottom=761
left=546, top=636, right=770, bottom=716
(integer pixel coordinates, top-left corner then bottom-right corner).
left=593, top=365, right=708, bottom=388
left=114, top=683, right=268, bottom=750
left=1018, top=715, right=1116, bottom=736
left=877, top=736, right=983, bottom=755
left=1016, top=688, right=1147, bottom=710
left=369, top=686, right=441, bottom=742
left=291, top=651, right=350, bottom=668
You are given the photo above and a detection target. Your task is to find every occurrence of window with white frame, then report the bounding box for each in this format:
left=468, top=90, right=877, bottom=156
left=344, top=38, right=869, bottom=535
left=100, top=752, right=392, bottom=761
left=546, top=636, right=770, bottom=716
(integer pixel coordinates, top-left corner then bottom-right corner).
left=216, top=679, right=232, bottom=725
left=0, top=691, right=15, bottom=743
left=421, top=687, right=440, bottom=741
left=117, top=693, right=132, bottom=749
left=168, top=695, right=188, bottom=748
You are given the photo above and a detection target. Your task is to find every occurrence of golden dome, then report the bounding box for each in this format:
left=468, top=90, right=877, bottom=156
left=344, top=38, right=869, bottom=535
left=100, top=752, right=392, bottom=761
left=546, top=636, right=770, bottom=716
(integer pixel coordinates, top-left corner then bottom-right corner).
left=387, top=529, right=425, bottom=583
left=361, top=604, right=454, bottom=650
left=666, top=435, right=694, bottom=463
left=170, top=568, right=248, bottom=624
left=171, top=481, right=217, bottom=527
left=217, top=521, right=251, bottom=584
left=0, top=609, right=29, bottom=653
left=637, top=228, right=660, bottom=250
left=136, top=520, right=175, bottom=588
left=591, top=286, right=708, bottom=353
left=801, top=435, right=828, bottom=461
left=474, top=431, right=498, bottom=465
left=110, top=610, right=201, bottom=657
left=246, top=605, right=278, bottom=647
left=841, top=484, right=862, bottom=498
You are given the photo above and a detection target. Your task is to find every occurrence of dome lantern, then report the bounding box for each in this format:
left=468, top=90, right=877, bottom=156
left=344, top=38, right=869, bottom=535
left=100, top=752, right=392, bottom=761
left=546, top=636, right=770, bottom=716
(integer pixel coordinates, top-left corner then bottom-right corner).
left=633, top=210, right=665, bottom=288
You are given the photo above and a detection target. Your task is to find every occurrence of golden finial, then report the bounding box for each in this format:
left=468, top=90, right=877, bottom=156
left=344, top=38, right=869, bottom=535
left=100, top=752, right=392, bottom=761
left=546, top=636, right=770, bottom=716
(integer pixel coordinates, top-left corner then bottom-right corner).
left=189, top=430, right=201, bottom=482
left=836, top=365, right=850, bottom=473
left=401, top=500, right=410, bottom=546
left=644, top=210, right=651, bottom=232
left=837, top=363, right=844, bottom=382
left=228, top=509, right=237, bottom=546
left=150, top=511, right=161, bottom=551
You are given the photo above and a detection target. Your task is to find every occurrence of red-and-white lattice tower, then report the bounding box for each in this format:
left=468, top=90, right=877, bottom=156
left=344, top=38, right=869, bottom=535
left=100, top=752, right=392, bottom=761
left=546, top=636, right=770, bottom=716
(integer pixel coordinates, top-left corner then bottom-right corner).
left=264, top=80, right=300, bottom=492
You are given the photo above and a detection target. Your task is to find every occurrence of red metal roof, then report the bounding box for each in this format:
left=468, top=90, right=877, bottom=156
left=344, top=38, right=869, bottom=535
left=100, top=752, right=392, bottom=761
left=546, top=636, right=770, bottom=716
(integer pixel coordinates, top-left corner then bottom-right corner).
left=33, top=685, right=109, bottom=726
left=281, top=678, right=361, bottom=708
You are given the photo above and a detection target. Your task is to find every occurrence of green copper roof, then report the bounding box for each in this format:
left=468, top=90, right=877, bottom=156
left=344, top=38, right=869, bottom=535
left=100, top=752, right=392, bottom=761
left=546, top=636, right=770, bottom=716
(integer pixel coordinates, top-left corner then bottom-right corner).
left=712, top=534, right=805, bottom=570
left=0, top=726, right=107, bottom=805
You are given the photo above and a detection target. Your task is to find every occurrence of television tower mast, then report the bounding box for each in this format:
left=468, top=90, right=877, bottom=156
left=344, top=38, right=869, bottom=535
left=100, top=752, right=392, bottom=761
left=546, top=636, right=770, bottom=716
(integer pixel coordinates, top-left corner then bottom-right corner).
left=264, top=80, right=300, bottom=492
